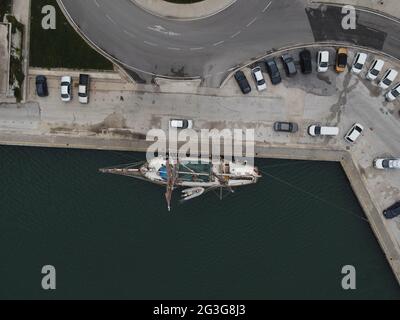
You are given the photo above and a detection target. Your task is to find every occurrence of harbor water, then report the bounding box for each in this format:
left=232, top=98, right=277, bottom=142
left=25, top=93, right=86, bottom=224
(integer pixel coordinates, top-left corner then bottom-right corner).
left=0, top=145, right=399, bottom=299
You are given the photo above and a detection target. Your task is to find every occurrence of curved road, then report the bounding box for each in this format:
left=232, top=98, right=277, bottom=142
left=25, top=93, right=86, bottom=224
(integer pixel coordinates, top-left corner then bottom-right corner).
left=59, top=0, right=400, bottom=86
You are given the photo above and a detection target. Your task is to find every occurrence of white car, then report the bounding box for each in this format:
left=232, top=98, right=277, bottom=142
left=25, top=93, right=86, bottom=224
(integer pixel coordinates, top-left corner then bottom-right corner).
left=379, top=69, right=398, bottom=89
left=366, top=59, right=384, bottom=81
left=169, top=119, right=193, bottom=129
left=351, top=52, right=367, bottom=74
left=308, top=125, right=339, bottom=137
left=385, top=83, right=400, bottom=102
left=60, top=76, right=72, bottom=102
left=374, top=158, right=400, bottom=170
left=345, top=123, right=364, bottom=143
left=317, top=51, right=329, bottom=72
left=251, top=66, right=267, bottom=91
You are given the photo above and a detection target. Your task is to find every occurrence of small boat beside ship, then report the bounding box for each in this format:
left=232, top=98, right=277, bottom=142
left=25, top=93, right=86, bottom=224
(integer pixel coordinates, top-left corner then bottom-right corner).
left=100, top=157, right=261, bottom=211
left=181, top=187, right=205, bottom=202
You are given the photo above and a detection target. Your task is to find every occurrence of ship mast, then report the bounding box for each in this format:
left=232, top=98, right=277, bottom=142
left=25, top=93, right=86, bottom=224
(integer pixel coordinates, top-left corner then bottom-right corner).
left=164, top=158, right=178, bottom=211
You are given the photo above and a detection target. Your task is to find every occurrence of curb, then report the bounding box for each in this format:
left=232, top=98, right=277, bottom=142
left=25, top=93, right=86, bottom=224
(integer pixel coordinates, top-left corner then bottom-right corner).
left=132, top=0, right=237, bottom=21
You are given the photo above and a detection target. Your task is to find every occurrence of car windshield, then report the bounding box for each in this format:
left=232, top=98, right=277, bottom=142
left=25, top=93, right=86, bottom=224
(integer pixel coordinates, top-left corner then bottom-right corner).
left=393, top=90, right=400, bottom=97
left=354, top=63, right=363, bottom=69
left=383, top=78, right=392, bottom=85
left=320, top=62, right=328, bottom=68
left=370, top=69, right=379, bottom=76
left=315, top=126, right=321, bottom=135
left=78, top=92, right=87, bottom=97
left=258, top=79, right=265, bottom=85
left=61, top=82, right=69, bottom=86
left=338, top=54, right=347, bottom=66
left=61, top=94, right=69, bottom=99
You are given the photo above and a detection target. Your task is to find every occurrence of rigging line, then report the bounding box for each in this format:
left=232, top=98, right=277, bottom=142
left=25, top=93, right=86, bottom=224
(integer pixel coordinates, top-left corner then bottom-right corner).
left=109, top=150, right=143, bottom=162
left=257, top=161, right=311, bottom=170
left=258, top=169, right=370, bottom=223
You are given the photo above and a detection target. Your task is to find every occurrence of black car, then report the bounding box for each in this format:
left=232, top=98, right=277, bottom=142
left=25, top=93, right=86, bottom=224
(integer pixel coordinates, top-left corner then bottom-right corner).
left=281, top=54, right=297, bottom=77
left=383, top=202, right=400, bottom=219
left=265, top=59, right=282, bottom=85
left=35, top=75, right=48, bottom=97
left=234, top=71, right=251, bottom=94
left=299, top=49, right=312, bottom=74
left=273, top=122, right=299, bottom=133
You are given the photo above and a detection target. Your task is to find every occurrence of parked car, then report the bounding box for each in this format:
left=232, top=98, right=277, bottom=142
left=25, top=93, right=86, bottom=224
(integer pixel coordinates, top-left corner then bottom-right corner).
left=335, top=48, right=348, bottom=73
left=345, top=123, right=364, bottom=143
left=78, top=74, right=90, bottom=104
left=351, top=52, right=367, bottom=74
left=317, top=50, right=329, bottom=73
left=234, top=70, right=251, bottom=94
left=169, top=119, right=193, bottom=129
left=366, top=59, right=384, bottom=81
left=60, top=76, right=72, bottom=102
left=35, top=75, right=48, bottom=97
left=374, top=158, right=400, bottom=170
left=308, top=125, right=339, bottom=137
left=281, top=53, right=297, bottom=77
left=265, top=59, right=282, bottom=85
left=299, top=49, right=312, bottom=74
left=273, top=122, right=298, bottom=133
left=386, top=83, right=400, bottom=102
left=379, top=69, right=398, bottom=89
left=251, top=66, right=267, bottom=91
left=383, top=202, right=400, bottom=219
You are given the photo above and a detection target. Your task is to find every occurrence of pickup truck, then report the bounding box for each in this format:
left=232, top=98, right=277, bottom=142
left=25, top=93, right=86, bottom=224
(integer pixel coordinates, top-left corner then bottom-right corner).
left=78, top=74, right=90, bottom=104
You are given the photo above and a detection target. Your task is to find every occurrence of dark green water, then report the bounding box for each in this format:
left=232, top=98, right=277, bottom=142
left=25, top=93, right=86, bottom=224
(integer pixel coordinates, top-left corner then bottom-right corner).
left=0, top=145, right=399, bottom=299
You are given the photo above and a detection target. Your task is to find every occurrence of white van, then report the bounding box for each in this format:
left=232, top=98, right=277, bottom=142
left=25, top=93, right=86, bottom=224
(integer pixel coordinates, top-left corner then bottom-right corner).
left=308, top=125, right=339, bottom=137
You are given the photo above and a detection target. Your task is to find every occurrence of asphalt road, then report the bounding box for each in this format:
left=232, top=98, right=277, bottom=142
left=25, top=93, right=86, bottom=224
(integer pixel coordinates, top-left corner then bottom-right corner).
left=59, top=0, right=400, bottom=86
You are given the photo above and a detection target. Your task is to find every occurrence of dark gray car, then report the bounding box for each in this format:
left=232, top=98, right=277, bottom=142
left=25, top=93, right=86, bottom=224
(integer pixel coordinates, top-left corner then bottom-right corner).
left=383, top=202, right=400, bottom=219
left=274, top=122, right=299, bottom=133
left=281, top=54, right=297, bottom=77
left=265, top=59, right=282, bottom=85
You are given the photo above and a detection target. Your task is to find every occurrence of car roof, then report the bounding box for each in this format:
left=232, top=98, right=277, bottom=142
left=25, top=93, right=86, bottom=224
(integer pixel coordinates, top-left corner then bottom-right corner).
left=356, top=52, right=367, bottom=62
left=320, top=51, right=329, bottom=58
left=373, top=59, right=385, bottom=68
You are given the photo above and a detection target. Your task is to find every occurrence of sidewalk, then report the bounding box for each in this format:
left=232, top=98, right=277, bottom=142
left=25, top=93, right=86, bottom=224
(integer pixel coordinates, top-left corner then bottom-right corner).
left=310, top=0, right=400, bottom=19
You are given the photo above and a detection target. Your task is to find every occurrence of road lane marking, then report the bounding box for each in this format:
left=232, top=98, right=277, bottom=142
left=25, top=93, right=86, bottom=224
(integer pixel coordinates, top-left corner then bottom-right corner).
left=105, top=14, right=116, bottom=25
left=144, top=41, right=158, bottom=47
left=230, top=31, right=241, bottom=38
left=213, top=40, right=225, bottom=46
left=167, top=47, right=181, bottom=51
left=190, top=47, right=204, bottom=51
left=263, top=1, right=272, bottom=13
left=93, top=0, right=100, bottom=8
left=246, top=17, right=257, bottom=27
left=123, top=30, right=136, bottom=38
